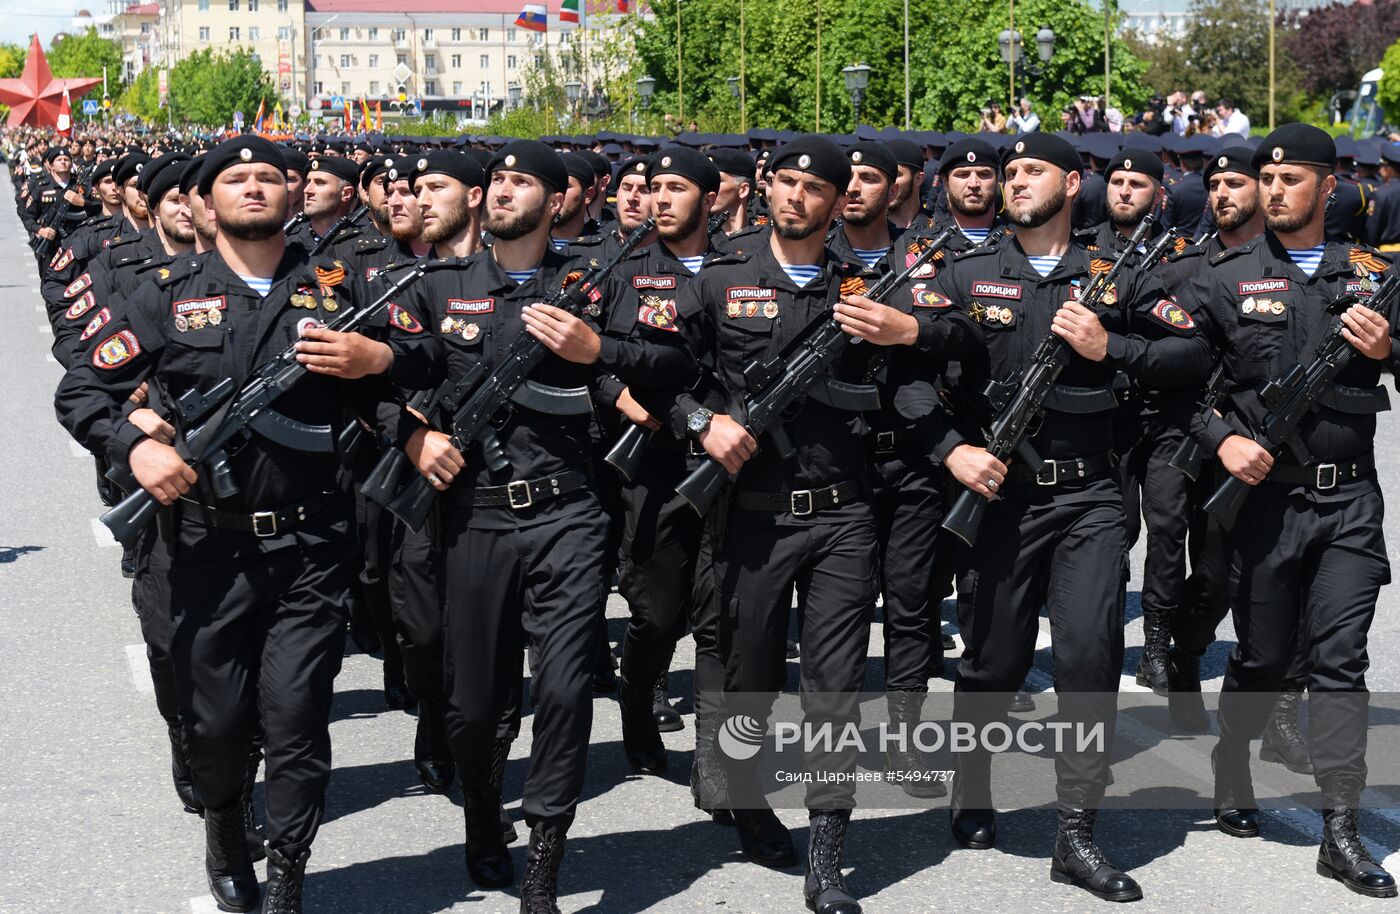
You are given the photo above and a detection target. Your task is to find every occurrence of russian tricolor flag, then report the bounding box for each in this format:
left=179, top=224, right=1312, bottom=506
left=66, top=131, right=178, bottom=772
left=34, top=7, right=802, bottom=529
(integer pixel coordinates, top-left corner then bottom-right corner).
left=515, top=3, right=548, bottom=31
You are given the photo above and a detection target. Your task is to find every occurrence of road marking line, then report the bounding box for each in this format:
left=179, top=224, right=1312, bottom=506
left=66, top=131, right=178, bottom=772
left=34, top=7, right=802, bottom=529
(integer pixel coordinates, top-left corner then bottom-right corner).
left=37, top=324, right=50, bottom=333
left=44, top=353, right=56, bottom=364
left=33, top=303, right=43, bottom=312
left=90, top=517, right=119, bottom=549
left=68, top=439, right=87, bottom=458
left=30, top=285, right=39, bottom=293
left=125, top=643, right=153, bottom=695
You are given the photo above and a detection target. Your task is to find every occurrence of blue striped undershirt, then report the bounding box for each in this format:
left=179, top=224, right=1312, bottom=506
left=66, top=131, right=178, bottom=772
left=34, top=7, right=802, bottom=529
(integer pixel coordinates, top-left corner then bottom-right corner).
left=851, top=247, right=890, bottom=269
left=1026, top=255, right=1061, bottom=278
left=1286, top=243, right=1326, bottom=276
left=550, top=237, right=569, bottom=252
left=677, top=255, right=705, bottom=274
left=960, top=227, right=990, bottom=245
left=238, top=274, right=273, bottom=297
left=780, top=263, right=822, bottom=287
left=504, top=268, right=538, bottom=284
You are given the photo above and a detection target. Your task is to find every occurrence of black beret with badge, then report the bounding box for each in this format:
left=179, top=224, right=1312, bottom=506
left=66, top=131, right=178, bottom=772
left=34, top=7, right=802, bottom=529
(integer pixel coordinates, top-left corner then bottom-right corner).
left=359, top=154, right=395, bottom=189
left=614, top=154, right=652, bottom=183
left=646, top=146, right=721, bottom=195
left=1204, top=143, right=1258, bottom=182
left=138, top=152, right=192, bottom=204
left=404, top=149, right=486, bottom=189
left=708, top=147, right=756, bottom=181
left=308, top=155, right=360, bottom=184
left=197, top=136, right=289, bottom=194
left=178, top=154, right=206, bottom=196
left=1251, top=123, right=1336, bottom=171
left=885, top=138, right=926, bottom=173
left=1001, top=132, right=1083, bottom=176
left=114, top=153, right=150, bottom=187
left=487, top=139, right=569, bottom=193
left=1104, top=149, right=1164, bottom=184
left=561, top=152, right=597, bottom=189
left=938, top=137, right=999, bottom=176
left=280, top=146, right=311, bottom=176
left=766, top=136, right=852, bottom=190
left=845, top=141, right=899, bottom=181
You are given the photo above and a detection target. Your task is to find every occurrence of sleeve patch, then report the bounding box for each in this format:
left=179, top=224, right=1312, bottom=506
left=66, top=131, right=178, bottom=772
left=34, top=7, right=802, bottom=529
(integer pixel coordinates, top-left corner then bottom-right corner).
left=65, top=290, right=97, bottom=320
left=50, top=247, right=74, bottom=271
left=1151, top=299, right=1195, bottom=330
left=92, top=329, right=141, bottom=369
left=388, top=303, right=423, bottom=334
left=912, top=284, right=952, bottom=308
left=80, top=307, right=112, bottom=341
left=638, top=295, right=680, bottom=332
left=65, top=272, right=93, bottom=297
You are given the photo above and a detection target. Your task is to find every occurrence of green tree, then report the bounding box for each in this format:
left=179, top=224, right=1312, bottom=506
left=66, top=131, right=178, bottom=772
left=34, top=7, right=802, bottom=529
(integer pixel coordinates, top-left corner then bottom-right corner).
left=1175, top=0, right=1307, bottom=126
left=0, top=43, right=25, bottom=80
left=119, top=67, right=161, bottom=121
left=46, top=27, right=122, bottom=83
left=1378, top=38, right=1400, bottom=132
left=165, top=48, right=273, bottom=126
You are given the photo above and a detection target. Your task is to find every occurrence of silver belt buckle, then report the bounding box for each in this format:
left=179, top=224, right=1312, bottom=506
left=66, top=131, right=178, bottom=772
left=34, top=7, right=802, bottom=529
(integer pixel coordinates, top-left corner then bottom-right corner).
left=876, top=431, right=896, bottom=451
left=1035, top=461, right=1060, bottom=486
left=251, top=511, right=278, bottom=537
left=1315, top=463, right=1338, bottom=490
left=507, top=480, right=534, bottom=509
left=790, top=489, right=814, bottom=516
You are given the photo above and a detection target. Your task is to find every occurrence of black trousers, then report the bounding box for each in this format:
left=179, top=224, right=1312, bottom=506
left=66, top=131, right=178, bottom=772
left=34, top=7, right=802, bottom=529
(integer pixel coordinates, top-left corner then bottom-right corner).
left=387, top=517, right=446, bottom=702
left=133, top=542, right=180, bottom=728
left=617, top=453, right=703, bottom=688
left=1175, top=467, right=1234, bottom=657
left=1122, top=423, right=1193, bottom=621
left=167, top=536, right=349, bottom=856
left=440, top=503, right=609, bottom=827
left=953, top=477, right=1127, bottom=801
left=873, top=454, right=950, bottom=692
left=353, top=491, right=403, bottom=671
left=712, top=508, right=878, bottom=809
left=1218, top=484, right=1388, bottom=791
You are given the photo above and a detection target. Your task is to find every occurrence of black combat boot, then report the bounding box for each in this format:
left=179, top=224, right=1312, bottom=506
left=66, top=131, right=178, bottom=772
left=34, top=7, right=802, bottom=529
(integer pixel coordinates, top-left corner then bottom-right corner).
left=690, top=717, right=733, bottom=826
left=804, top=810, right=861, bottom=913
left=491, top=737, right=517, bottom=843
left=463, top=786, right=514, bottom=889
left=1260, top=687, right=1313, bottom=774
left=204, top=800, right=259, bottom=912
left=382, top=649, right=415, bottom=712
left=949, top=749, right=995, bottom=849
left=169, top=723, right=202, bottom=815
left=1009, top=689, right=1036, bottom=713
left=519, top=819, right=568, bottom=914
left=653, top=672, right=684, bottom=732
left=413, top=699, right=456, bottom=792
left=1050, top=800, right=1143, bottom=902
left=241, top=749, right=266, bottom=862
left=734, top=806, right=799, bottom=868
left=260, top=845, right=310, bottom=914
left=884, top=691, right=946, bottom=799
left=1318, top=806, right=1399, bottom=897
left=1166, top=648, right=1209, bottom=733
left=619, top=675, right=666, bottom=774
left=1134, top=609, right=1170, bottom=695
left=1212, top=741, right=1260, bottom=838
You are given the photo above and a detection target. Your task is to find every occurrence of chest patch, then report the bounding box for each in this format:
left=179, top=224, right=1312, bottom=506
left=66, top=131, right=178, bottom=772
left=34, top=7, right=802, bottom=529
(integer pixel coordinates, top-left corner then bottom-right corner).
left=971, top=281, right=1022, bottom=300
left=725, top=286, right=778, bottom=302
left=633, top=275, right=677, bottom=291
left=447, top=297, right=495, bottom=315
left=911, top=284, right=951, bottom=308
left=1238, top=279, right=1290, bottom=296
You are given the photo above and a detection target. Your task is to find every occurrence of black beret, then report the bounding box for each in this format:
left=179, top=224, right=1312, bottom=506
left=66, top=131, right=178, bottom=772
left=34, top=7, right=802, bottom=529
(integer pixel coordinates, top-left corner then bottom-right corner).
left=647, top=146, right=721, bottom=195
left=178, top=155, right=207, bottom=196
left=614, top=155, right=652, bottom=183
left=1104, top=149, right=1164, bottom=184
left=281, top=147, right=311, bottom=176
left=464, top=147, right=492, bottom=168
left=708, top=147, right=756, bottom=181
left=938, top=137, right=999, bottom=175
left=197, top=136, right=288, bottom=194
left=114, top=153, right=149, bottom=187
left=576, top=149, right=611, bottom=179
left=139, top=152, right=192, bottom=203
left=43, top=146, right=71, bottom=164
left=359, top=154, right=394, bottom=189
left=884, top=138, right=925, bottom=172
left=402, top=149, right=486, bottom=189
left=845, top=141, right=898, bottom=181
left=1252, top=123, right=1336, bottom=171
left=1204, top=144, right=1258, bottom=182
left=488, top=140, right=568, bottom=193
left=766, top=136, right=851, bottom=190
left=1001, top=133, right=1082, bottom=176
left=90, top=159, right=118, bottom=183
left=308, top=155, right=359, bottom=184
left=561, top=152, right=597, bottom=189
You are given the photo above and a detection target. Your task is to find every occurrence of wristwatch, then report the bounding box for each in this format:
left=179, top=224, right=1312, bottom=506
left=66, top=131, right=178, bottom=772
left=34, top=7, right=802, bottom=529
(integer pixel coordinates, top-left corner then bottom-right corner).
left=686, top=407, right=715, bottom=437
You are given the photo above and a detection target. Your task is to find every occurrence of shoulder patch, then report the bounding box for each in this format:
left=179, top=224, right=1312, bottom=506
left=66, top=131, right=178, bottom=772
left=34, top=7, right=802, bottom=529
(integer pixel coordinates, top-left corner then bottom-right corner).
left=79, top=307, right=112, bottom=341
left=50, top=247, right=74, bottom=271
left=92, top=329, right=141, bottom=369
left=388, top=303, right=423, bottom=333
left=1151, top=299, right=1195, bottom=330
left=638, top=295, right=681, bottom=332
left=64, top=272, right=93, bottom=298
left=64, top=290, right=97, bottom=321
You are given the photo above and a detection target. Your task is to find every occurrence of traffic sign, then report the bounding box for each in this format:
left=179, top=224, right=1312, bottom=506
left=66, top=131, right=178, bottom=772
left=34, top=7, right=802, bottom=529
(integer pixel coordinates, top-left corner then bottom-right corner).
left=309, top=96, right=323, bottom=111
left=81, top=99, right=99, bottom=115
left=232, top=110, right=244, bottom=127
left=330, top=95, right=345, bottom=111
left=289, top=104, right=303, bottom=119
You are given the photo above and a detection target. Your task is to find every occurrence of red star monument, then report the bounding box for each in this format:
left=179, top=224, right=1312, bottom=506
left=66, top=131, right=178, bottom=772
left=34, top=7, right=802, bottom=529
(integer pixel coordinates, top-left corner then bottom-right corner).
left=0, top=34, right=103, bottom=128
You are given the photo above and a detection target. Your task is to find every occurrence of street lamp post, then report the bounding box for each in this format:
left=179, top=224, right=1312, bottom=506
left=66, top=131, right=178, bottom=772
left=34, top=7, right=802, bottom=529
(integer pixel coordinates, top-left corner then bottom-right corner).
left=508, top=83, right=522, bottom=111
left=637, top=75, right=655, bottom=112
left=564, top=79, right=582, bottom=122
left=998, top=26, right=1053, bottom=109
left=841, top=63, right=871, bottom=129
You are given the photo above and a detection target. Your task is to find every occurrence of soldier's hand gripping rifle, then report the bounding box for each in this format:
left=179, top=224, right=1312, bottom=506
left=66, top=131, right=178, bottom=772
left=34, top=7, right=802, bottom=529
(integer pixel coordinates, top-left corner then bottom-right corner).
left=30, top=162, right=94, bottom=260
left=1202, top=272, right=1399, bottom=526
left=368, top=218, right=656, bottom=532
left=100, top=259, right=431, bottom=548
left=673, top=225, right=958, bottom=517
left=941, top=215, right=1157, bottom=547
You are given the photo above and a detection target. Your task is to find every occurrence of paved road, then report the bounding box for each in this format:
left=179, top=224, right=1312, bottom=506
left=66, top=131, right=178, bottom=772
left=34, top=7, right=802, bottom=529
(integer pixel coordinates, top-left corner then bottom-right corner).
left=6, top=193, right=1400, bottom=914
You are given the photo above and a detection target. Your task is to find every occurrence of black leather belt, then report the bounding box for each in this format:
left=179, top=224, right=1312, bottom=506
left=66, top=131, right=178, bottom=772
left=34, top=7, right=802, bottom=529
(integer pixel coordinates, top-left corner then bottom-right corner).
left=734, top=477, right=865, bottom=516
left=179, top=489, right=337, bottom=537
left=1006, top=452, right=1114, bottom=487
left=473, top=470, right=587, bottom=509
left=870, top=430, right=900, bottom=453
left=1265, top=455, right=1375, bottom=490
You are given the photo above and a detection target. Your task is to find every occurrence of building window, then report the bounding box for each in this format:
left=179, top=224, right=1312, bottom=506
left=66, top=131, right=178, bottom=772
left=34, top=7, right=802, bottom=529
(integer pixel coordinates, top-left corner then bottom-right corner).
left=369, top=80, right=379, bottom=94
left=506, top=28, right=517, bottom=42
left=339, top=54, right=350, bottom=67
left=197, top=0, right=209, bottom=10
left=425, top=80, right=437, bottom=94
left=423, top=28, right=434, bottom=42
left=367, top=54, right=378, bottom=68
left=396, top=54, right=407, bottom=66
left=480, top=54, right=489, bottom=68
left=199, top=26, right=210, bottom=40
left=450, top=28, right=461, bottom=41
left=478, top=28, right=489, bottom=41
left=313, top=80, right=322, bottom=94
left=248, top=0, right=258, bottom=10
left=367, top=27, right=378, bottom=40
left=392, top=28, right=405, bottom=42
left=339, top=81, right=349, bottom=94
left=248, top=26, right=259, bottom=40
left=228, top=0, right=237, bottom=9
left=277, top=26, right=291, bottom=40
left=229, top=26, right=240, bottom=40
left=277, top=0, right=287, bottom=10
left=450, top=53, right=460, bottom=67
left=339, top=28, right=349, bottom=41
left=452, top=80, right=462, bottom=94
left=425, top=55, right=437, bottom=74
left=509, top=54, right=519, bottom=68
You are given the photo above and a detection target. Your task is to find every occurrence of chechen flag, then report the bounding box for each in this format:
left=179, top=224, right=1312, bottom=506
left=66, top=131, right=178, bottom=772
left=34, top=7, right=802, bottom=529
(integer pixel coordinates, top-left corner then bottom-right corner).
left=560, top=0, right=579, bottom=22
left=515, top=3, right=548, bottom=31
left=617, top=0, right=628, bottom=10
left=56, top=88, right=72, bottom=137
